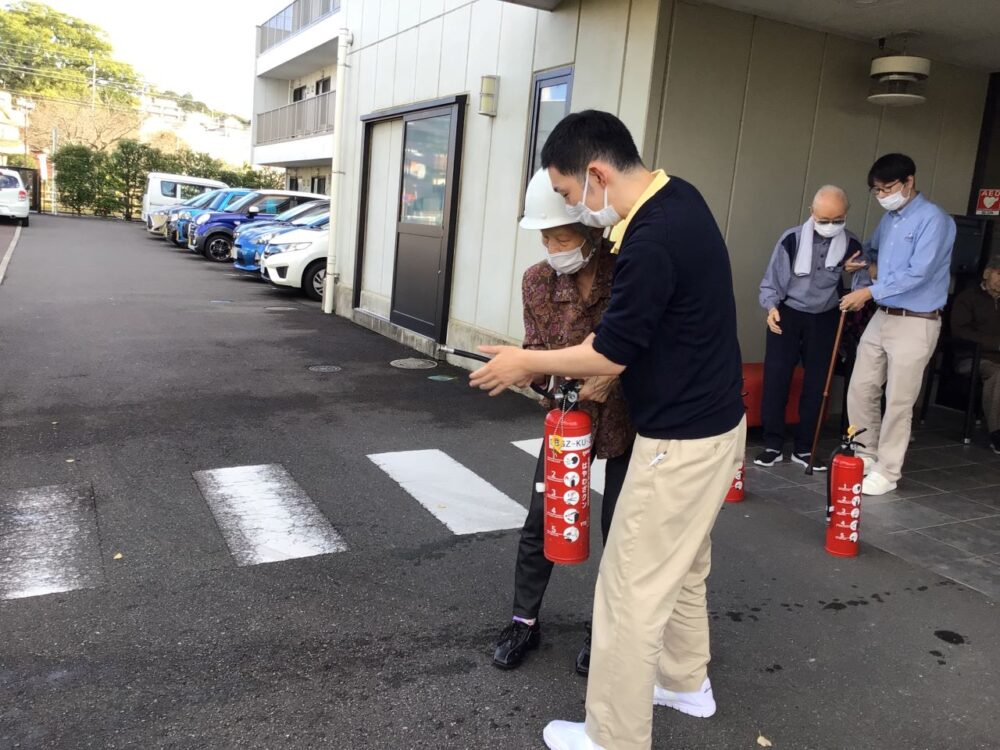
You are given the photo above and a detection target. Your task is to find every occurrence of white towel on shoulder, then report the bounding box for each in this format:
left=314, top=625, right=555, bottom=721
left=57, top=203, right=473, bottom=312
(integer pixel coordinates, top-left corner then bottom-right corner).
left=793, top=218, right=847, bottom=277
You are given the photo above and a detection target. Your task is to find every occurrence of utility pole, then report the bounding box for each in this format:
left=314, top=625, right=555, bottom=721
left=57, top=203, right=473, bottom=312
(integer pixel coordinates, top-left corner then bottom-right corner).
left=90, top=52, right=97, bottom=108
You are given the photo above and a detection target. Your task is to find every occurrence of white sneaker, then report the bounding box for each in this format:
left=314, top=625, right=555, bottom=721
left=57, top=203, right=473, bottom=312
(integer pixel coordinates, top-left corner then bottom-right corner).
left=862, top=472, right=897, bottom=496
left=542, top=721, right=606, bottom=750
left=653, top=677, right=716, bottom=718
left=860, top=456, right=875, bottom=476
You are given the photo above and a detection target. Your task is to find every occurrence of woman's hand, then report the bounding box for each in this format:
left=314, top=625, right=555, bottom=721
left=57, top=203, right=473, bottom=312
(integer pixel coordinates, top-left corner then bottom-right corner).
left=578, top=375, right=617, bottom=404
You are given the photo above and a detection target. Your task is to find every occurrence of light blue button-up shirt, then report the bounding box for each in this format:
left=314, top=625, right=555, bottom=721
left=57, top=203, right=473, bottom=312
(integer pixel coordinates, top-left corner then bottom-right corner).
left=863, top=193, right=956, bottom=312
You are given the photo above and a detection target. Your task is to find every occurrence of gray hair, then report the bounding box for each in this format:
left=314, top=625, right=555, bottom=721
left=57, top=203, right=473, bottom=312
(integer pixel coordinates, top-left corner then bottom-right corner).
left=812, top=184, right=850, bottom=211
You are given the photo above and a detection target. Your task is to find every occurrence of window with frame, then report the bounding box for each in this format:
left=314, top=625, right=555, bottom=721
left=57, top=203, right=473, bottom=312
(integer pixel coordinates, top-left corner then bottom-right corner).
left=526, top=67, right=573, bottom=183
left=310, top=175, right=327, bottom=195
left=288, top=176, right=300, bottom=192
left=179, top=183, right=207, bottom=200
left=159, top=180, right=178, bottom=198
left=315, top=77, right=331, bottom=95
left=292, top=85, right=307, bottom=102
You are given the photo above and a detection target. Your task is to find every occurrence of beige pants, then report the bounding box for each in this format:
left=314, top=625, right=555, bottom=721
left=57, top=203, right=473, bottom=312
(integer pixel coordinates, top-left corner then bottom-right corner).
left=847, top=310, right=941, bottom=482
left=584, top=417, right=746, bottom=750
left=981, top=360, right=1000, bottom=434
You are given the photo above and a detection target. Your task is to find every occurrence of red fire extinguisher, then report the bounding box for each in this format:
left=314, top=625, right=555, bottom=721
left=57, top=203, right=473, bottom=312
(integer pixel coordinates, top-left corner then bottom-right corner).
left=542, top=380, right=592, bottom=565
left=825, top=427, right=867, bottom=558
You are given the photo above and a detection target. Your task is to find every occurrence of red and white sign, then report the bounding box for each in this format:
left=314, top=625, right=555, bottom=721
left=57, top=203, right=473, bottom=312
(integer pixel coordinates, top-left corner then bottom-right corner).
left=976, top=188, right=1000, bottom=216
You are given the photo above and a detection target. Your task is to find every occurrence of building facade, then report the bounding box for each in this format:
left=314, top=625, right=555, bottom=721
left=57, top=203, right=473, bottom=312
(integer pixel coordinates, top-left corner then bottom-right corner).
left=252, top=0, right=997, bottom=362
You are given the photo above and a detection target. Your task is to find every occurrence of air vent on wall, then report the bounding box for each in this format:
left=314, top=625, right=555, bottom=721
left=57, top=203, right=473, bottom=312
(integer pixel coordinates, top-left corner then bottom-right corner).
left=867, top=55, right=931, bottom=106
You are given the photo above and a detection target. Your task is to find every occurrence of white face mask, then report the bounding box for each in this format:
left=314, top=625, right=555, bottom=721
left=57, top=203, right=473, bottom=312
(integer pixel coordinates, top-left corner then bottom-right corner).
left=565, top=172, right=622, bottom=228
left=877, top=185, right=910, bottom=212
left=814, top=220, right=845, bottom=239
left=547, top=243, right=591, bottom=276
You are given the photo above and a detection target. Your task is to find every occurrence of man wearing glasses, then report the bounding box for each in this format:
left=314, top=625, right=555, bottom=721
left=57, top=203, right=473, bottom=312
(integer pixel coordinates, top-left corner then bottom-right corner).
left=839, top=153, right=956, bottom=495
left=756, top=185, right=863, bottom=470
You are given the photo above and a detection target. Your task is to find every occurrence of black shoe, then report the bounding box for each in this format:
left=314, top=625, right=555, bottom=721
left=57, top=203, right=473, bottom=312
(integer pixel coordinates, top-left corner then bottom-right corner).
left=492, top=620, right=540, bottom=670
left=575, top=631, right=591, bottom=676
left=754, top=449, right=783, bottom=467
left=792, top=451, right=827, bottom=471
left=990, top=431, right=1000, bottom=455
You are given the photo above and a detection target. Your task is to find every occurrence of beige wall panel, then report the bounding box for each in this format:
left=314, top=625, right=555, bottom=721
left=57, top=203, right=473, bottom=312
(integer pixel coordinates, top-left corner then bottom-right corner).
left=727, top=18, right=825, bottom=363
left=358, top=0, right=383, bottom=48
left=414, top=17, right=444, bottom=101
left=373, top=37, right=399, bottom=110
left=800, top=36, right=881, bottom=238
left=928, top=64, right=988, bottom=215
left=344, top=0, right=364, bottom=36
left=356, top=45, right=378, bottom=118
left=393, top=27, right=419, bottom=104
left=420, top=0, right=446, bottom=23
left=617, top=0, right=664, bottom=151
left=438, top=4, right=473, bottom=96
left=379, top=0, right=401, bottom=40
left=446, top=0, right=471, bottom=11
left=532, top=0, right=579, bottom=73
left=571, top=0, right=630, bottom=112
left=398, top=0, right=421, bottom=30
left=655, top=2, right=753, bottom=230
left=475, top=4, right=538, bottom=335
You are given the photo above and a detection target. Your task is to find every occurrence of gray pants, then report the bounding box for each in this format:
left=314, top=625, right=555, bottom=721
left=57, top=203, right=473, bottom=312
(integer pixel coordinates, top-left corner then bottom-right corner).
left=847, top=310, right=941, bottom=482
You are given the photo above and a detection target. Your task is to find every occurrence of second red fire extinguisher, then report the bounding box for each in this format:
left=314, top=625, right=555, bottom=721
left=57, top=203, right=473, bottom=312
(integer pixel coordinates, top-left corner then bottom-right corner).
left=825, top=427, right=867, bottom=558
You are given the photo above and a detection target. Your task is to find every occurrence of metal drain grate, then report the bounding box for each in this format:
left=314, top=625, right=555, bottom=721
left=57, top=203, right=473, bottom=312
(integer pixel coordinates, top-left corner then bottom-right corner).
left=389, top=357, right=438, bottom=370
left=308, top=365, right=342, bottom=373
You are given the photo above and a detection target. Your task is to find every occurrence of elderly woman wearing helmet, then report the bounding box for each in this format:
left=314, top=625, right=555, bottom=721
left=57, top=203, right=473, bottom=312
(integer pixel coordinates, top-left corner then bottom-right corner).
left=493, top=170, right=635, bottom=675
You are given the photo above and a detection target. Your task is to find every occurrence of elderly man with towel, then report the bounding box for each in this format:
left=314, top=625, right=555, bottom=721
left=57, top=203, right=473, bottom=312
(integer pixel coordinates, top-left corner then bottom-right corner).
left=756, top=186, right=863, bottom=470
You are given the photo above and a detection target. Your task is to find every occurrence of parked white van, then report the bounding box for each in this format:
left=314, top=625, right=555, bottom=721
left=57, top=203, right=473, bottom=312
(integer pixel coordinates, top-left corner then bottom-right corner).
left=141, top=172, right=227, bottom=224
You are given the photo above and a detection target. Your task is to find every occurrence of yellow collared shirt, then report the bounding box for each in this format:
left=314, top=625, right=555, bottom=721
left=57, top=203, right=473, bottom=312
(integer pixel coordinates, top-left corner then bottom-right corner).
left=609, top=169, right=670, bottom=254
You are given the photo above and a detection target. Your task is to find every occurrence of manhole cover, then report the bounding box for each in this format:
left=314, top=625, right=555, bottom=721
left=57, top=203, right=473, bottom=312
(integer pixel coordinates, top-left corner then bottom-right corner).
left=265, top=306, right=298, bottom=311
left=308, top=365, right=342, bottom=373
left=390, top=358, right=438, bottom=370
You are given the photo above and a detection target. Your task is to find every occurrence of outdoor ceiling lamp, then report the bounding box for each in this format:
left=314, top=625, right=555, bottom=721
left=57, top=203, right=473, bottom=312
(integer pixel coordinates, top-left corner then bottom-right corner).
left=479, top=75, right=499, bottom=117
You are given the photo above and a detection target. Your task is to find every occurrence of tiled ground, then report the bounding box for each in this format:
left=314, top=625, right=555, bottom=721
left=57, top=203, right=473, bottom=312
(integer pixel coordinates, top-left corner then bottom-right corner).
left=745, top=409, right=1000, bottom=600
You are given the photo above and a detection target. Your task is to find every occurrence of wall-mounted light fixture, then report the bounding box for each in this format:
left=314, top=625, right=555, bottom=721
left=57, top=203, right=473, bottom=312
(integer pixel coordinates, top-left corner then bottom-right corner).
left=479, top=75, right=499, bottom=117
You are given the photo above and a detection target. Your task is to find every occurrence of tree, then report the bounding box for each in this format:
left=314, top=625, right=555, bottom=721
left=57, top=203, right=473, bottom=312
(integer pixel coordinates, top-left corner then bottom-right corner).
left=105, top=139, right=158, bottom=221
left=28, top=99, right=141, bottom=153
left=0, top=2, right=141, bottom=106
left=52, top=143, right=100, bottom=214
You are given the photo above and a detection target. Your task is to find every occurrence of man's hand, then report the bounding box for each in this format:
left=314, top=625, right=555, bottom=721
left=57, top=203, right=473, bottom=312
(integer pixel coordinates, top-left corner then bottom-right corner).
left=578, top=375, right=617, bottom=404
left=840, top=287, right=873, bottom=312
left=766, top=307, right=782, bottom=335
left=468, top=345, right=536, bottom=397
left=844, top=251, right=868, bottom=274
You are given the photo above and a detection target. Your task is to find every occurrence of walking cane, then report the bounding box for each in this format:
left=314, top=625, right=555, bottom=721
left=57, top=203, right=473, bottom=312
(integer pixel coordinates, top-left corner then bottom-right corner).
left=805, top=310, right=848, bottom=476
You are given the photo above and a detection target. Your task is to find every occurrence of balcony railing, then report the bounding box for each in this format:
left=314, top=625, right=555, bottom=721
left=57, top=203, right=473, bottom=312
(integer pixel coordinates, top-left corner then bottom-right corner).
left=255, top=91, right=336, bottom=145
left=258, top=0, right=341, bottom=54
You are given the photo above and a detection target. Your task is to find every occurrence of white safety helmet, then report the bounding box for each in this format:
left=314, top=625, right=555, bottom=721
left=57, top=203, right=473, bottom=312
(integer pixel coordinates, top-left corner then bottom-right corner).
left=520, top=169, right=576, bottom=230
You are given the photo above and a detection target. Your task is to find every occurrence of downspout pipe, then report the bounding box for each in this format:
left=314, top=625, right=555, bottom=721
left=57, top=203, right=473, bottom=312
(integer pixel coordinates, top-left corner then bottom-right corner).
left=323, top=21, right=353, bottom=314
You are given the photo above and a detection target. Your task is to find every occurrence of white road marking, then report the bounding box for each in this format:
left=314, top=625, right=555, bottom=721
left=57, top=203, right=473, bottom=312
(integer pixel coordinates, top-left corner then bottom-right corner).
left=368, top=449, right=527, bottom=534
left=0, top=223, right=22, bottom=286
left=193, top=464, right=346, bottom=566
left=512, top=438, right=607, bottom=495
left=0, top=484, right=101, bottom=600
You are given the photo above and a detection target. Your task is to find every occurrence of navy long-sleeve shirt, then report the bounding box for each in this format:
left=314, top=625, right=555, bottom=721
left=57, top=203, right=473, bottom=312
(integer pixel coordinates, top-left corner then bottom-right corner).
left=593, top=176, right=744, bottom=440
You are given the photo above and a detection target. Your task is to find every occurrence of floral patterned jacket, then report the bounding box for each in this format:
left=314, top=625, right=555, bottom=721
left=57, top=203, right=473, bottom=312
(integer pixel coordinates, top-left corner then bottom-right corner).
left=522, top=243, right=635, bottom=459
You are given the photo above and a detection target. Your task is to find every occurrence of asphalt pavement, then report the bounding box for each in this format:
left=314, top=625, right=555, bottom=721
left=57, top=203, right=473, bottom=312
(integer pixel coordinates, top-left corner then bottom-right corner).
left=1, top=215, right=997, bottom=749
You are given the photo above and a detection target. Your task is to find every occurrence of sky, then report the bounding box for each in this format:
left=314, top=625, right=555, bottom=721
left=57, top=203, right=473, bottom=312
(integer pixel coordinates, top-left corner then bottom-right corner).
left=11, top=0, right=291, bottom=117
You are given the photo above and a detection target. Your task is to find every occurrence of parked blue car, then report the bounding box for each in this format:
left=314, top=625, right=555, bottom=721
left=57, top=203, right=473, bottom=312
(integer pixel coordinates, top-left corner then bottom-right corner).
left=233, top=201, right=329, bottom=274
left=171, top=188, right=253, bottom=247
left=187, top=189, right=327, bottom=262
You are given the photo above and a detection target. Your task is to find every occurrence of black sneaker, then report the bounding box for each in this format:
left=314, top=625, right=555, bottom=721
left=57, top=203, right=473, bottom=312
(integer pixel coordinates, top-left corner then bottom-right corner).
left=492, top=620, right=540, bottom=670
left=754, top=449, right=783, bottom=467
left=575, top=623, right=591, bottom=676
left=990, top=431, right=1000, bottom=455
left=792, top=451, right=827, bottom=471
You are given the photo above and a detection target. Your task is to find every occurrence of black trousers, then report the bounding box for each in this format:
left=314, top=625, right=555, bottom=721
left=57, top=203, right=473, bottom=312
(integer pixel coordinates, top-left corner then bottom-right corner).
left=511, top=443, right=633, bottom=620
left=762, top=304, right=839, bottom=453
